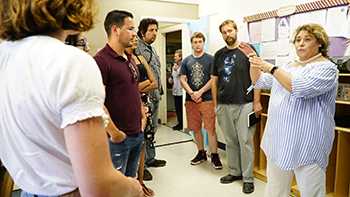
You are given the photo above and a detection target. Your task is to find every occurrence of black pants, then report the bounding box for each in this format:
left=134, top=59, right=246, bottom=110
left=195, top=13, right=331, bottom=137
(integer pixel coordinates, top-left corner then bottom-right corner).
left=174, top=95, right=183, bottom=126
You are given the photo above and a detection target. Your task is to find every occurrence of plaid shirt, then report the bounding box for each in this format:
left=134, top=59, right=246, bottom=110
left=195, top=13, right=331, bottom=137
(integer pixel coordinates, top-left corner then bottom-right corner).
left=136, top=36, right=161, bottom=101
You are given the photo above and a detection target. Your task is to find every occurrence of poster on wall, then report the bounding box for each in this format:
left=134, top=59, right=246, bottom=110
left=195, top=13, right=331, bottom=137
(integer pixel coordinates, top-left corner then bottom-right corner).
left=188, top=15, right=209, bottom=52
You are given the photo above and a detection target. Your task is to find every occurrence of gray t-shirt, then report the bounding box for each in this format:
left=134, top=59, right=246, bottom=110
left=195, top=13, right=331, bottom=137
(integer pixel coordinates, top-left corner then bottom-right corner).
left=180, top=53, right=213, bottom=102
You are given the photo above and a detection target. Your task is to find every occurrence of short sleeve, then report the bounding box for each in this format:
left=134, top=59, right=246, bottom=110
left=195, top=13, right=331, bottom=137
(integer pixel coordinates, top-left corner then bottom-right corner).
left=50, top=50, right=107, bottom=129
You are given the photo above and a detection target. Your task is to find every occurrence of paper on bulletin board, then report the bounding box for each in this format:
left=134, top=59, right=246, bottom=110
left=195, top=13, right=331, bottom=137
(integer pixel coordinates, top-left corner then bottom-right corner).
left=277, top=38, right=290, bottom=56
left=249, top=21, right=261, bottom=44
left=278, top=18, right=289, bottom=39
left=260, top=42, right=277, bottom=59
left=325, top=5, right=348, bottom=37
left=238, top=22, right=250, bottom=43
left=289, top=43, right=298, bottom=62
left=289, top=9, right=326, bottom=39
left=261, top=18, right=276, bottom=42
left=276, top=56, right=290, bottom=67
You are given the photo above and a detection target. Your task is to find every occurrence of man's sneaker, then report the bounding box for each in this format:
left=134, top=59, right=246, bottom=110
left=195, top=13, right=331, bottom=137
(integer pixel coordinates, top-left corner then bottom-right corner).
left=172, top=124, right=183, bottom=130
left=220, top=174, right=243, bottom=183
left=211, top=153, right=222, bottom=169
left=146, top=159, right=166, bottom=167
left=243, top=182, right=254, bottom=194
left=191, top=150, right=207, bottom=165
left=143, top=169, right=153, bottom=181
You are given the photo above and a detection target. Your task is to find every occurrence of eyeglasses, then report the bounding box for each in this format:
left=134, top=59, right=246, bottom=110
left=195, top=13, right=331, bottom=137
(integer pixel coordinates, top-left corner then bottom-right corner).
left=77, top=37, right=88, bottom=50
left=126, top=61, right=138, bottom=81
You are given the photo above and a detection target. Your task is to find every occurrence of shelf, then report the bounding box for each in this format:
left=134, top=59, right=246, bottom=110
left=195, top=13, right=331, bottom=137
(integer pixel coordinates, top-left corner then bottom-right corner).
left=335, top=100, right=350, bottom=105
left=261, top=93, right=270, bottom=96
left=336, top=126, right=350, bottom=133
left=253, top=167, right=267, bottom=182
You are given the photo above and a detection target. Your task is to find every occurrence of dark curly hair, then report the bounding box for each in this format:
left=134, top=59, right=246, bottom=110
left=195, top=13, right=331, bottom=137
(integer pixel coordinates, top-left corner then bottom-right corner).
left=0, top=0, right=98, bottom=41
left=137, top=18, right=158, bottom=38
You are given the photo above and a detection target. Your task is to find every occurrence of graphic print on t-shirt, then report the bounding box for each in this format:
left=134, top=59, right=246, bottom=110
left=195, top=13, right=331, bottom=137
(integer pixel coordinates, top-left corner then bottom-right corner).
left=190, top=62, right=204, bottom=88
left=222, top=53, right=236, bottom=84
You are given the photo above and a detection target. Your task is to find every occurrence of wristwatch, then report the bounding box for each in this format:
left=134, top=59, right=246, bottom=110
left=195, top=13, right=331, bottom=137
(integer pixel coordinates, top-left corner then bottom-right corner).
left=269, top=66, right=278, bottom=75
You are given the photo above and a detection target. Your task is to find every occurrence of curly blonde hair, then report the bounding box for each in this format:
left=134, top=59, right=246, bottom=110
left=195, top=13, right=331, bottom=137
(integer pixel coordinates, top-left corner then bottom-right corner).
left=0, top=0, right=98, bottom=41
left=293, top=23, right=330, bottom=58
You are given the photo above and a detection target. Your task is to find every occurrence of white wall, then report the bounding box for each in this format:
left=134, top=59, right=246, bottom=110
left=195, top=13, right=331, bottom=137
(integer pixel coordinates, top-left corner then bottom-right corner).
left=198, top=0, right=312, bottom=55
left=87, top=0, right=198, bottom=56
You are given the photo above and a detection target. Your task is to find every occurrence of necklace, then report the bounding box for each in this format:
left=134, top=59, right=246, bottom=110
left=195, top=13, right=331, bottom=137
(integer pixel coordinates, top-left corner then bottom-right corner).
left=297, top=53, right=322, bottom=64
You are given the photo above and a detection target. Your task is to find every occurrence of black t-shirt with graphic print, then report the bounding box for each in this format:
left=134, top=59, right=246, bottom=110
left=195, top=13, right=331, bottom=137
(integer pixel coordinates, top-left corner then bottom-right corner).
left=211, top=44, right=257, bottom=104
left=180, top=53, right=213, bottom=102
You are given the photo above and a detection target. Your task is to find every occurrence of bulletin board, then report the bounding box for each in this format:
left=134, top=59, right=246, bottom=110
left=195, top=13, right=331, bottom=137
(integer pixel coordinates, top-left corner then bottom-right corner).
left=243, top=0, right=350, bottom=66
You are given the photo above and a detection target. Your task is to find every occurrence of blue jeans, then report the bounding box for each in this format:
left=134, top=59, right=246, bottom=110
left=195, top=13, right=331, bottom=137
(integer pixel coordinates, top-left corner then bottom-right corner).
left=21, top=191, right=57, bottom=197
left=109, top=131, right=143, bottom=178
left=144, top=99, right=159, bottom=169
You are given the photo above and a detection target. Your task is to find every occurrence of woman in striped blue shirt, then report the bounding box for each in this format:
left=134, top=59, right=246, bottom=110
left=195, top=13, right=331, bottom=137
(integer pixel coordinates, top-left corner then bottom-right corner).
left=239, top=23, right=338, bottom=197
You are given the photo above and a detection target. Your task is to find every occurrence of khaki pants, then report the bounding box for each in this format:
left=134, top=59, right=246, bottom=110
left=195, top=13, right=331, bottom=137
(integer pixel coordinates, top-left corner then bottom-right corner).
left=215, top=102, right=255, bottom=182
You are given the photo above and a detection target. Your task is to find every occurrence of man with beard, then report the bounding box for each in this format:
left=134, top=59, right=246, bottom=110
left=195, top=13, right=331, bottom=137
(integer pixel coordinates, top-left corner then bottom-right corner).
left=211, top=19, right=262, bottom=194
left=136, top=18, right=166, bottom=181
left=94, top=10, right=146, bottom=179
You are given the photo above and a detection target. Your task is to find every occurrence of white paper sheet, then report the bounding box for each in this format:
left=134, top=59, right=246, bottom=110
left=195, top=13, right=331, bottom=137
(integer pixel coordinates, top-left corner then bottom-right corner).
left=249, top=21, right=262, bottom=44
left=278, top=18, right=290, bottom=39
left=260, top=42, right=277, bottom=59
left=261, top=18, right=276, bottom=42
left=277, top=38, right=290, bottom=56
left=325, top=6, right=348, bottom=37
left=289, top=9, right=326, bottom=39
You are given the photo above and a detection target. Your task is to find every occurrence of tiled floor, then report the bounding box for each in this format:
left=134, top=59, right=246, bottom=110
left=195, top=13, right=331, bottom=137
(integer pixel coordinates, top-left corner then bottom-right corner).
left=144, top=123, right=267, bottom=197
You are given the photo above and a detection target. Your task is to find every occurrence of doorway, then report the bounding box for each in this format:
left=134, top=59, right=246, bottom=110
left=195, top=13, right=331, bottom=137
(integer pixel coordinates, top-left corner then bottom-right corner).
left=165, top=30, right=182, bottom=128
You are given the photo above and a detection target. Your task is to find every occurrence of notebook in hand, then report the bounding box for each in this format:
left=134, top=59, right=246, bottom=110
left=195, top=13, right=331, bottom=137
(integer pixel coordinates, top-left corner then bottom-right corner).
left=248, top=111, right=261, bottom=127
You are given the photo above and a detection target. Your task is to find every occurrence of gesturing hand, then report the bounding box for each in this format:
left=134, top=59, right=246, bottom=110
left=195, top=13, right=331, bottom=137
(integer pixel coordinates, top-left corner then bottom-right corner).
left=238, top=42, right=257, bottom=58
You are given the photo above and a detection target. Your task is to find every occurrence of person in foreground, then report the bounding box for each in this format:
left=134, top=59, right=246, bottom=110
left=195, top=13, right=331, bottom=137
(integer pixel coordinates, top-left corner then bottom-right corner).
left=126, top=36, right=157, bottom=196
left=136, top=18, right=166, bottom=181
left=180, top=32, right=222, bottom=169
left=94, top=10, right=146, bottom=179
left=211, top=20, right=261, bottom=194
left=239, top=23, right=338, bottom=197
left=0, top=1, right=142, bottom=197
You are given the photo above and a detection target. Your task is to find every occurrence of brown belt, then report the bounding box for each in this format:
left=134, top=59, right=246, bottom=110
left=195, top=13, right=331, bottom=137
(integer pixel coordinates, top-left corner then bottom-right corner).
left=59, top=188, right=80, bottom=197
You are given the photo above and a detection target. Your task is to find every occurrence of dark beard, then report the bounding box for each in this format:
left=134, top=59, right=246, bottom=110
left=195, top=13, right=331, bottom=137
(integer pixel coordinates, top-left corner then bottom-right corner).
left=225, top=35, right=237, bottom=46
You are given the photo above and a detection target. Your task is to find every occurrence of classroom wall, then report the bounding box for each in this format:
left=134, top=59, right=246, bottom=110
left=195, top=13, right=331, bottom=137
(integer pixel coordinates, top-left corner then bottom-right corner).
left=198, top=0, right=313, bottom=55
left=86, top=0, right=199, bottom=56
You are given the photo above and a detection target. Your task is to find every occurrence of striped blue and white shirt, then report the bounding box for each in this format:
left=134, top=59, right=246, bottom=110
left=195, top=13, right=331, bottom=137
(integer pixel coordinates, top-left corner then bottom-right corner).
left=254, top=61, right=338, bottom=171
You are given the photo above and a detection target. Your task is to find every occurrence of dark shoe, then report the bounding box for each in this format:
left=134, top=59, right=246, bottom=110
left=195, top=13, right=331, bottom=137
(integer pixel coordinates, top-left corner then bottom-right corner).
left=143, top=169, right=153, bottom=181
left=243, top=182, right=254, bottom=194
left=211, top=153, right=222, bottom=169
left=146, top=159, right=166, bottom=167
left=191, top=150, right=207, bottom=165
left=220, top=174, right=243, bottom=183
left=172, top=124, right=183, bottom=130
